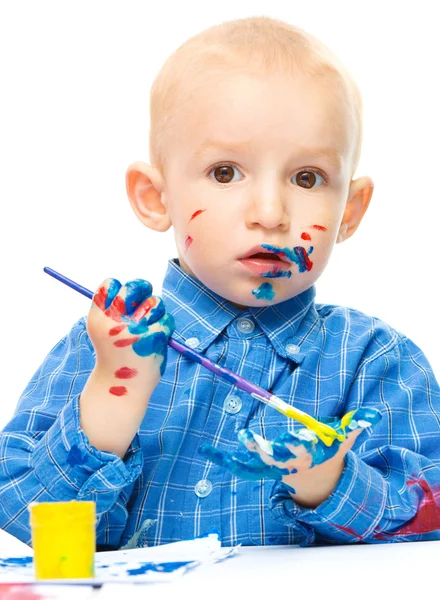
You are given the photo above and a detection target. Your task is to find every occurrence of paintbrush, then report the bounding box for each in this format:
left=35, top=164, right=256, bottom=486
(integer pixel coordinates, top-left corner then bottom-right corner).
left=44, top=267, right=344, bottom=445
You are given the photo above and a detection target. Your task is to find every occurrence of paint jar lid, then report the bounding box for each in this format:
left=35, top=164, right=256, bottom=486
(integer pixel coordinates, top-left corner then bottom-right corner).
left=29, top=500, right=96, bottom=525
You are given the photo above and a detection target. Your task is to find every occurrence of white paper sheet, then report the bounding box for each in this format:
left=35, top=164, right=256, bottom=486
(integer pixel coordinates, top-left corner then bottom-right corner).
left=0, top=529, right=238, bottom=584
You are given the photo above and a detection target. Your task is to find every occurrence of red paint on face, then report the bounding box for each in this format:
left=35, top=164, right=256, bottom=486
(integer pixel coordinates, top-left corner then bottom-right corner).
left=109, top=324, right=127, bottom=336
left=301, top=232, right=312, bottom=241
left=109, top=386, right=128, bottom=397
left=184, top=235, right=193, bottom=252
left=189, top=209, right=206, bottom=222
left=114, top=336, right=140, bottom=347
left=115, top=367, right=138, bottom=379
left=310, top=225, right=327, bottom=231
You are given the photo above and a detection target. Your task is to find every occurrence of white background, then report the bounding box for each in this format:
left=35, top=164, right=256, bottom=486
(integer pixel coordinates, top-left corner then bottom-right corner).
left=0, top=0, right=438, bottom=427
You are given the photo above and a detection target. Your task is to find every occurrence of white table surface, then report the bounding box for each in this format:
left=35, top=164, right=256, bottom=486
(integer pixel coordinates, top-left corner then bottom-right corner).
left=96, top=540, right=440, bottom=600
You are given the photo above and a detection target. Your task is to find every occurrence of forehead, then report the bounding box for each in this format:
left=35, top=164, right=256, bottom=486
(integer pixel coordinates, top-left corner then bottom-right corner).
left=172, top=72, right=352, bottom=164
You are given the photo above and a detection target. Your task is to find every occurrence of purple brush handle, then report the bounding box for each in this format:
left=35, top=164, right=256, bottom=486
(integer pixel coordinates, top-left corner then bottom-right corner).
left=43, top=267, right=272, bottom=403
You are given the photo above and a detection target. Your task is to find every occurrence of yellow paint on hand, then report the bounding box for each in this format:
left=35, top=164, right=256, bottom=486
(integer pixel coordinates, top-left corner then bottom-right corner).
left=276, top=405, right=347, bottom=446
left=29, top=500, right=96, bottom=580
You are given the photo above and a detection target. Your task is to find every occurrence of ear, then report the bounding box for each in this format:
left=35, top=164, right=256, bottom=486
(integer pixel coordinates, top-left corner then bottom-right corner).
left=126, top=161, right=172, bottom=232
left=337, top=176, right=374, bottom=243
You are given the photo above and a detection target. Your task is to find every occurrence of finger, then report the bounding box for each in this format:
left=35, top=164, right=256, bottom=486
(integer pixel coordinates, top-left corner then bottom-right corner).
left=344, top=407, right=382, bottom=433
left=238, top=429, right=274, bottom=456
left=130, top=296, right=166, bottom=327
left=92, top=278, right=122, bottom=312
left=124, top=279, right=153, bottom=316
left=199, top=445, right=272, bottom=481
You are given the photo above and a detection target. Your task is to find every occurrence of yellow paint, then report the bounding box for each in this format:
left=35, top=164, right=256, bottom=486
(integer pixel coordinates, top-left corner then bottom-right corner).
left=29, top=500, right=96, bottom=580
left=276, top=405, right=347, bottom=446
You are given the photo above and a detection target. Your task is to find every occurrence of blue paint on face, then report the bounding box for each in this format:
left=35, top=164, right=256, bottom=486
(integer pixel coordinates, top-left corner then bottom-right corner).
left=259, top=270, right=292, bottom=279
left=308, top=246, right=314, bottom=255
left=126, top=561, right=193, bottom=575
left=67, top=445, right=89, bottom=467
left=252, top=282, right=275, bottom=300
left=261, top=243, right=313, bottom=273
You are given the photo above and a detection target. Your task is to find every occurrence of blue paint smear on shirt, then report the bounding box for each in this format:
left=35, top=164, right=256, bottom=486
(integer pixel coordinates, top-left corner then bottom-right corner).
left=67, top=444, right=89, bottom=467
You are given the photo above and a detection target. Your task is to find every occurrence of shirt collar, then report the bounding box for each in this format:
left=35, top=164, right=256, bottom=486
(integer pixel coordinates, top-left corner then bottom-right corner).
left=161, top=258, right=320, bottom=364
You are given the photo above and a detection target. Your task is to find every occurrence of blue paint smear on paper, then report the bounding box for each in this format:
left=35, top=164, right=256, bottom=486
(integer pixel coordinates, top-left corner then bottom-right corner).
left=252, top=282, right=275, bottom=300
left=126, top=560, right=193, bottom=575
left=0, top=556, right=33, bottom=567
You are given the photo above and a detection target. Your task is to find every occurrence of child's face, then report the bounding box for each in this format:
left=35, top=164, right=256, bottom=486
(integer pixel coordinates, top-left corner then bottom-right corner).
left=133, top=73, right=372, bottom=308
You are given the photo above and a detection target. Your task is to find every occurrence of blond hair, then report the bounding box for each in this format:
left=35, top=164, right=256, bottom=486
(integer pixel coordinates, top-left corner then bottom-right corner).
left=149, top=16, right=362, bottom=177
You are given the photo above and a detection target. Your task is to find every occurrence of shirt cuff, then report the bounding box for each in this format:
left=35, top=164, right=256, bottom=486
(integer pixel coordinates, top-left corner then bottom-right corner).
left=270, top=450, right=387, bottom=544
left=32, top=395, right=143, bottom=513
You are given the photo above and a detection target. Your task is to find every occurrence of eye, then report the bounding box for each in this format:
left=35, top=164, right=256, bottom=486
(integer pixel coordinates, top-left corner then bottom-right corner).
left=293, top=170, right=326, bottom=189
left=208, top=164, right=243, bottom=184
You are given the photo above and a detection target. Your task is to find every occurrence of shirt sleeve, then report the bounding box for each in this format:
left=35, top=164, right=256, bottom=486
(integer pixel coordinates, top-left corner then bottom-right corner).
left=0, top=318, right=143, bottom=547
left=270, top=333, right=440, bottom=545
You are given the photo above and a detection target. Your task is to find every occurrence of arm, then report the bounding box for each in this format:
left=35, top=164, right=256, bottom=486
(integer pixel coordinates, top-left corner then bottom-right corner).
left=270, top=335, right=440, bottom=544
left=0, top=278, right=174, bottom=547
left=0, top=318, right=140, bottom=546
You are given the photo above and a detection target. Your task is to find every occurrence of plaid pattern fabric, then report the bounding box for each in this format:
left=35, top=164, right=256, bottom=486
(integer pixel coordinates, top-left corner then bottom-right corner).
left=1, top=258, right=439, bottom=548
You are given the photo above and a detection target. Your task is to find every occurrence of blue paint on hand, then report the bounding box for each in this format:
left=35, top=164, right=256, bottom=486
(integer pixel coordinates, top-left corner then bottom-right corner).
left=200, top=407, right=382, bottom=492
left=125, top=279, right=153, bottom=315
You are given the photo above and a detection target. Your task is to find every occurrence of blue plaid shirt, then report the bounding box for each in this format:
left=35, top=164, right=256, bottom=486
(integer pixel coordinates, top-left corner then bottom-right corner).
left=1, top=258, right=440, bottom=548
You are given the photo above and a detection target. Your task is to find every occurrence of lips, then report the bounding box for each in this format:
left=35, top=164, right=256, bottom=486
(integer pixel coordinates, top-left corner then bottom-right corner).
left=238, top=245, right=291, bottom=265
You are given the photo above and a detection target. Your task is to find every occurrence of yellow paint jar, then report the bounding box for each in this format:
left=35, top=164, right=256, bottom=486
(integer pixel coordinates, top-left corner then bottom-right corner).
left=29, top=500, right=96, bottom=579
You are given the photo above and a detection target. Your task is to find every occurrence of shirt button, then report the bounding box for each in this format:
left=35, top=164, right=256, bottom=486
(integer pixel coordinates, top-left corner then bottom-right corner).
left=285, top=343, right=301, bottom=355
left=185, top=337, right=200, bottom=349
left=237, top=318, right=255, bottom=334
left=224, top=395, right=242, bottom=415
left=194, top=479, right=213, bottom=498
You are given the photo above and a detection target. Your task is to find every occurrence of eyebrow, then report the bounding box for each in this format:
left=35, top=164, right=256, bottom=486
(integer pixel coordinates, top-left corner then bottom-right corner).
left=192, top=140, right=343, bottom=170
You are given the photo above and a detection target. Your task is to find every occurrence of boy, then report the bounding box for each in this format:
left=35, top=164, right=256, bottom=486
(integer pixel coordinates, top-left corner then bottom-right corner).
left=1, top=16, right=439, bottom=549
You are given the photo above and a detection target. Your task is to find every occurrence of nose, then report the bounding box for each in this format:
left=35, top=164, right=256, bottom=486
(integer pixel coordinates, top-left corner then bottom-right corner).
left=246, top=180, right=289, bottom=231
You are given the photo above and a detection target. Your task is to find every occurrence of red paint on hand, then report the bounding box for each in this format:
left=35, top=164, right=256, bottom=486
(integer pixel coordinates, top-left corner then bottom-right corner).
left=132, top=296, right=156, bottom=321
left=114, top=336, right=140, bottom=347
left=115, top=367, right=138, bottom=379
left=109, top=324, right=127, bottom=336
left=109, top=386, right=128, bottom=397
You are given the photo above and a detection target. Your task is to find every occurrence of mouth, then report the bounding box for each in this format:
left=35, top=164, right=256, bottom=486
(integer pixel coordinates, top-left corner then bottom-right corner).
left=237, top=244, right=292, bottom=278
left=238, top=245, right=291, bottom=265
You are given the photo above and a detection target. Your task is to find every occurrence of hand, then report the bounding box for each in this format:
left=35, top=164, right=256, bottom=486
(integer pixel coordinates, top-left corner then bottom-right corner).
left=199, top=407, right=381, bottom=508
left=87, top=278, right=175, bottom=394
